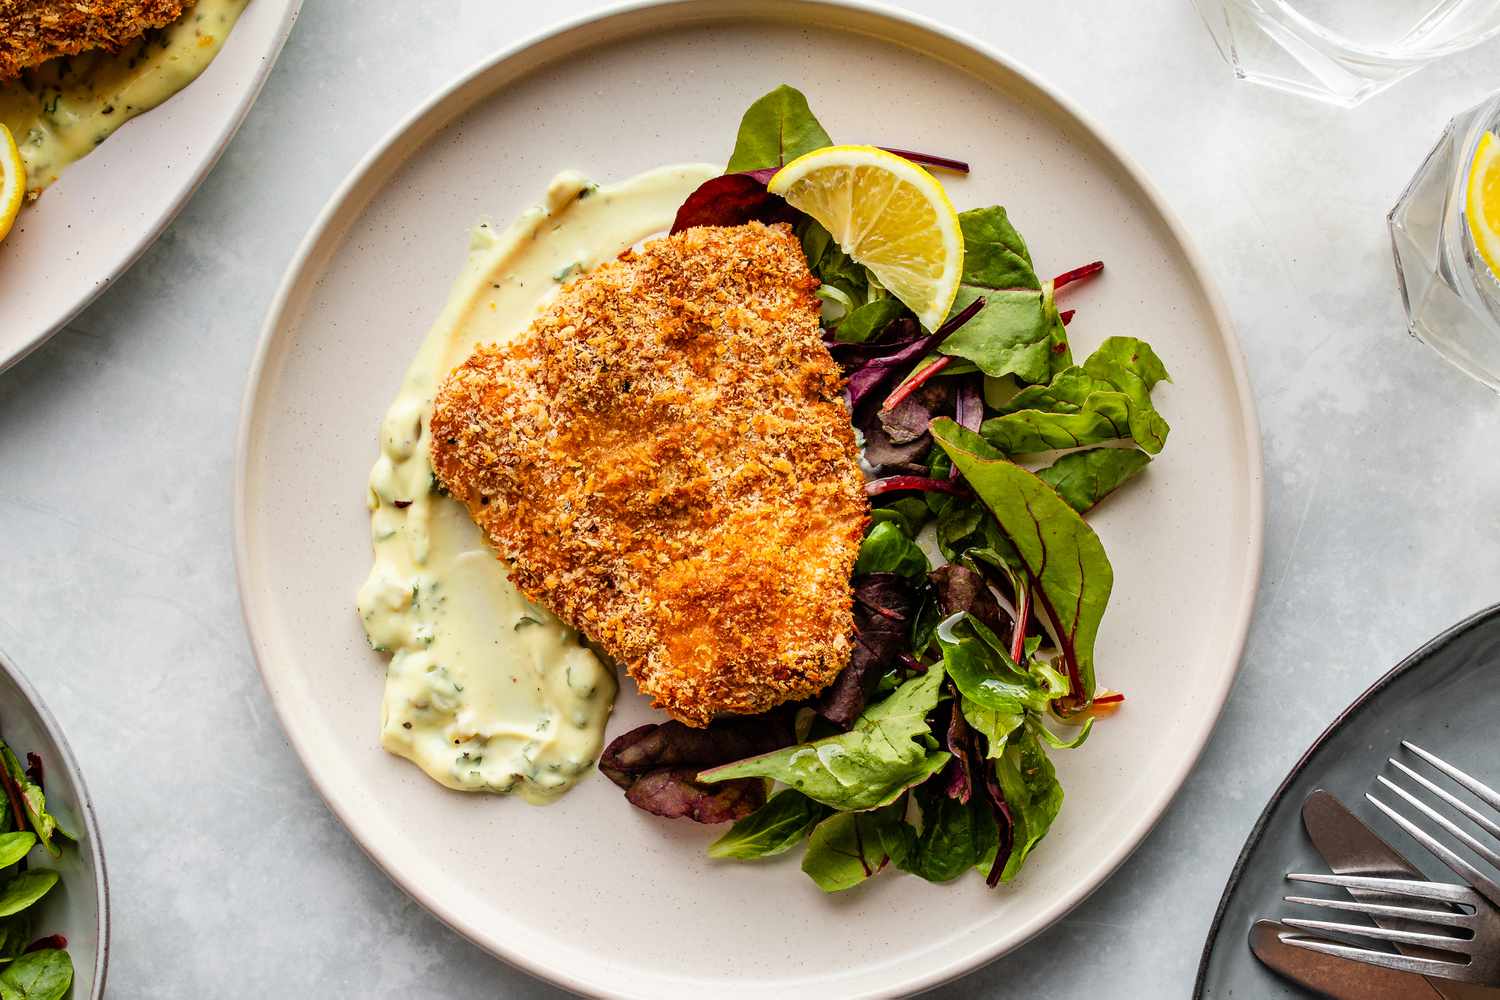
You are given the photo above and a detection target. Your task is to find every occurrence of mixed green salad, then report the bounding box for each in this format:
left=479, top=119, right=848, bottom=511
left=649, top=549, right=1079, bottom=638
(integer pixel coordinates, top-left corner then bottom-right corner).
left=600, top=86, right=1173, bottom=892
left=0, top=731, right=76, bottom=998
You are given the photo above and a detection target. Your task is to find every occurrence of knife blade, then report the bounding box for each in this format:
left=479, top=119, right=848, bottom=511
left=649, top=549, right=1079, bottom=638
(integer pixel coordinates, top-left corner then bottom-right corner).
left=1250, top=918, right=1446, bottom=1000
left=1302, top=789, right=1500, bottom=1000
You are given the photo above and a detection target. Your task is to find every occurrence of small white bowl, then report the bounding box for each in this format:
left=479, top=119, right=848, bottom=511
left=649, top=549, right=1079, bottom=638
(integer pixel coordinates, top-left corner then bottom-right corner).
left=0, top=648, right=108, bottom=998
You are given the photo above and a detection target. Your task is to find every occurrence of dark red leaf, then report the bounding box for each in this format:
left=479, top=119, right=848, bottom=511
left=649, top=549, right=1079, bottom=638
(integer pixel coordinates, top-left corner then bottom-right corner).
left=816, top=573, right=919, bottom=728
left=669, top=173, right=796, bottom=233
left=624, top=767, right=766, bottom=823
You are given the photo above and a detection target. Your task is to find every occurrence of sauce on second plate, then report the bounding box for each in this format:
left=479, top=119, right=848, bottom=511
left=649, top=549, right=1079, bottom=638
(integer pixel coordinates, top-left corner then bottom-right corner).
left=0, top=0, right=247, bottom=193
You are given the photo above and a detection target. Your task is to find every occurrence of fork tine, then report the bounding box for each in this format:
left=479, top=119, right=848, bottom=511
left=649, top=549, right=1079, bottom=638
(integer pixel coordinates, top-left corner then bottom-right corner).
left=1376, top=778, right=1500, bottom=872
left=1367, top=792, right=1500, bottom=909
left=1280, top=933, right=1473, bottom=979
left=1391, top=759, right=1500, bottom=844
left=1286, top=871, right=1477, bottom=904
left=1282, top=893, right=1473, bottom=928
left=1280, top=916, right=1475, bottom=953
left=1404, top=742, right=1500, bottom=814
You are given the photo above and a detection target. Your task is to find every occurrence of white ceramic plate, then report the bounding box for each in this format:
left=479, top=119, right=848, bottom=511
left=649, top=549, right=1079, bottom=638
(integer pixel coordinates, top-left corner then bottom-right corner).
left=0, top=648, right=108, bottom=999
left=235, top=3, right=1264, bottom=996
left=0, top=0, right=302, bottom=373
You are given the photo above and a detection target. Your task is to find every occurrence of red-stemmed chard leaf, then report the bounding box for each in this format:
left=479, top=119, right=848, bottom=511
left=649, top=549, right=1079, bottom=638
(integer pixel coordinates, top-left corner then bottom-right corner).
left=929, top=418, right=1113, bottom=715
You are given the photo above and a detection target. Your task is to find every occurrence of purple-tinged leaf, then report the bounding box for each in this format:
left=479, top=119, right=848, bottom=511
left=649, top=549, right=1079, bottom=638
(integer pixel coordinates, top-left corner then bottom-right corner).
left=943, top=697, right=975, bottom=803
left=669, top=173, right=797, bottom=233
left=862, top=421, right=930, bottom=468
left=879, top=380, right=953, bottom=444
left=981, top=755, right=1015, bottom=887
left=865, top=475, right=972, bottom=499
left=600, top=714, right=795, bottom=823
left=929, top=564, right=1014, bottom=643
left=878, top=147, right=971, bottom=174
left=624, top=767, right=766, bottom=823
left=817, top=573, right=919, bottom=728
left=845, top=298, right=986, bottom=412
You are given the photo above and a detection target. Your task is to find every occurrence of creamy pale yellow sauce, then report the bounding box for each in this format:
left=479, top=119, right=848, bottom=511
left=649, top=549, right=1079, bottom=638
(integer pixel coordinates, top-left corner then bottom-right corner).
left=0, top=0, right=247, bottom=193
left=357, top=163, right=720, bottom=801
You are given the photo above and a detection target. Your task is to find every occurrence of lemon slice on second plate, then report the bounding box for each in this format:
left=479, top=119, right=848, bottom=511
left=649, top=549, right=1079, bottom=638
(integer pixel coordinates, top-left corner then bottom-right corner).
left=1466, top=130, right=1500, bottom=280
left=769, top=144, right=963, bottom=331
left=0, top=125, right=25, bottom=244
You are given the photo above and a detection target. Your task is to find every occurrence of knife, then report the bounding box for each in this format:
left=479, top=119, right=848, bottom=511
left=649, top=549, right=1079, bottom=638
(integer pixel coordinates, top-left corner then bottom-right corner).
left=1301, top=789, right=1500, bottom=1000
left=1250, top=918, right=1446, bottom=999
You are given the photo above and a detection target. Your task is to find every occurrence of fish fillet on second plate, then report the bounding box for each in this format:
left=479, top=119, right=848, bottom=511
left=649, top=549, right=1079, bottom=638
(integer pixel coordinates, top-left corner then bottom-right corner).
left=430, top=221, right=868, bottom=727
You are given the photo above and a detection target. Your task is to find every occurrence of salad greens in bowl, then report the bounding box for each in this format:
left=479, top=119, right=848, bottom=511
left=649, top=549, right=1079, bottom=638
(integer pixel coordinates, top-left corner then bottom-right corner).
left=600, top=86, right=1174, bottom=892
left=0, top=649, right=106, bottom=998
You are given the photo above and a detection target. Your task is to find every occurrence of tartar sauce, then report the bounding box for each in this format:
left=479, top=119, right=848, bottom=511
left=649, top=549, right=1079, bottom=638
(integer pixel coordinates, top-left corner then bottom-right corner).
left=357, top=163, right=720, bottom=801
left=0, top=0, right=247, bottom=192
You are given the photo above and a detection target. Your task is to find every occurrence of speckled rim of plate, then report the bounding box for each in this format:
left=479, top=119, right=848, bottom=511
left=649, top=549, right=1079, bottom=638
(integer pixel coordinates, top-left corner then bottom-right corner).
left=233, top=1, right=1265, bottom=995
left=0, top=646, right=109, bottom=999
left=1191, top=602, right=1500, bottom=997
left=0, top=0, right=303, bottom=375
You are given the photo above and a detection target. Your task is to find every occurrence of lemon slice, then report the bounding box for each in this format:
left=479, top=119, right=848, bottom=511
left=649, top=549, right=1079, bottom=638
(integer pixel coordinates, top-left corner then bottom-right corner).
left=769, top=145, right=963, bottom=331
left=1466, top=130, right=1500, bottom=280
left=0, top=125, right=24, bottom=244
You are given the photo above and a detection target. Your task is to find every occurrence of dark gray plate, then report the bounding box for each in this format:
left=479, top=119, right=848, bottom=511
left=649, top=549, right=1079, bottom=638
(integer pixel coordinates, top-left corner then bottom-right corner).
left=1196, top=603, right=1500, bottom=997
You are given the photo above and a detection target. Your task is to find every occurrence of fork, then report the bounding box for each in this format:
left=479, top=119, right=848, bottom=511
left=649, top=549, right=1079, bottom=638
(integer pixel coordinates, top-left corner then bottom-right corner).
left=1277, top=741, right=1500, bottom=987
left=1280, top=872, right=1500, bottom=985
left=1366, top=741, right=1500, bottom=910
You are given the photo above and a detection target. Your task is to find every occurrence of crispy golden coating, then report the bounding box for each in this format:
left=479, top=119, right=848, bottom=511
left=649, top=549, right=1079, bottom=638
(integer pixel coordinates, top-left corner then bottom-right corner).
left=431, top=222, right=868, bottom=727
left=0, top=0, right=190, bottom=81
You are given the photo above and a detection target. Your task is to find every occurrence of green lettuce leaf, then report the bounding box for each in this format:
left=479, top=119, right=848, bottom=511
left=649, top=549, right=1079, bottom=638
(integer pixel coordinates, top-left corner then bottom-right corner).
left=1036, top=448, right=1150, bottom=513
left=982, top=338, right=1171, bottom=455
left=954, top=206, right=1041, bottom=291
left=931, top=419, right=1113, bottom=705
left=939, top=616, right=1056, bottom=717
left=0, top=872, right=56, bottom=919
left=854, top=520, right=929, bottom=581
left=708, top=789, right=829, bottom=860
left=725, top=85, right=833, bottom=173
left=994, top=727, right=1064, bottom=882
left=0, top=836, right=32, bottom=872
left=959, top=697, right=1022, bottom=758
left=0, top=948, right=71, bottom=1000
left=902, top=784, right=998, bottom=883
left=800, top=803, right=913, bottom=892
left=700, top=668, right=950, bottom=811
left=0, top=912, right=32, bottom=965
left=933, top=207, right=1068, bottom=381
left=835, top=298, right=906, bottom=343
left=939, top=287, right=1068, bottom=384
left=870, top=497, right=930, bottom=537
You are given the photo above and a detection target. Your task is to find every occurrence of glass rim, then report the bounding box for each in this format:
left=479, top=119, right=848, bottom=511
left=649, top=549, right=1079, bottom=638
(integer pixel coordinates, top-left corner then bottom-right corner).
left=1264, top=0, right=1500, bottom=63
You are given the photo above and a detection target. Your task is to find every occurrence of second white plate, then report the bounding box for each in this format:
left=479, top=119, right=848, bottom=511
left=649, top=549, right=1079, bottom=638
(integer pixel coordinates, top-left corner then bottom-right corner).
left=0, top=0, right=302, bottom=372
left=236, top=2, right=1264, bottom=996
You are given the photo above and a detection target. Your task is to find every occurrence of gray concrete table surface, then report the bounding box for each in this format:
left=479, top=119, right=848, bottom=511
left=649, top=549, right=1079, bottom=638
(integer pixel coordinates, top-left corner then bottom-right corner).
left=2, top=0, right=1497, bottom=996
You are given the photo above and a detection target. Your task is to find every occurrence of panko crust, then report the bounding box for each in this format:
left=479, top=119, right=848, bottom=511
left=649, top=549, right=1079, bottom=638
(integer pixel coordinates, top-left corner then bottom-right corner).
left=430, top=222, right=868, bottom=727
left=0, top=1, right=191, bottom=81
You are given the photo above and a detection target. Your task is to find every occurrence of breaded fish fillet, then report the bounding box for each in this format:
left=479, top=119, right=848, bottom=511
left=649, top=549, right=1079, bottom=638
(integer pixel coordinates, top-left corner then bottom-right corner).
left=0, top=0, right=189, bottom=81
left=431, top=222, right=868, bottom=727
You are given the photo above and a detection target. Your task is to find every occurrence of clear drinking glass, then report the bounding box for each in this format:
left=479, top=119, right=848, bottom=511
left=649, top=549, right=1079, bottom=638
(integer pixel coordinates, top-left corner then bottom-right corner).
left=1390, top=91, right=1500, bottom=391
left=1193, top=0, right=1500, bottom=107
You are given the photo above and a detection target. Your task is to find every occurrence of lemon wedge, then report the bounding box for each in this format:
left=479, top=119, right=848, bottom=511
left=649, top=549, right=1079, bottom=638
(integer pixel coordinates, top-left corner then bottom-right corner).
left=0, top=125, right=24, bottom=244
left=769, top=145, right=963, bottom=331
left=1466, top=130, right=1500, bottom=280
